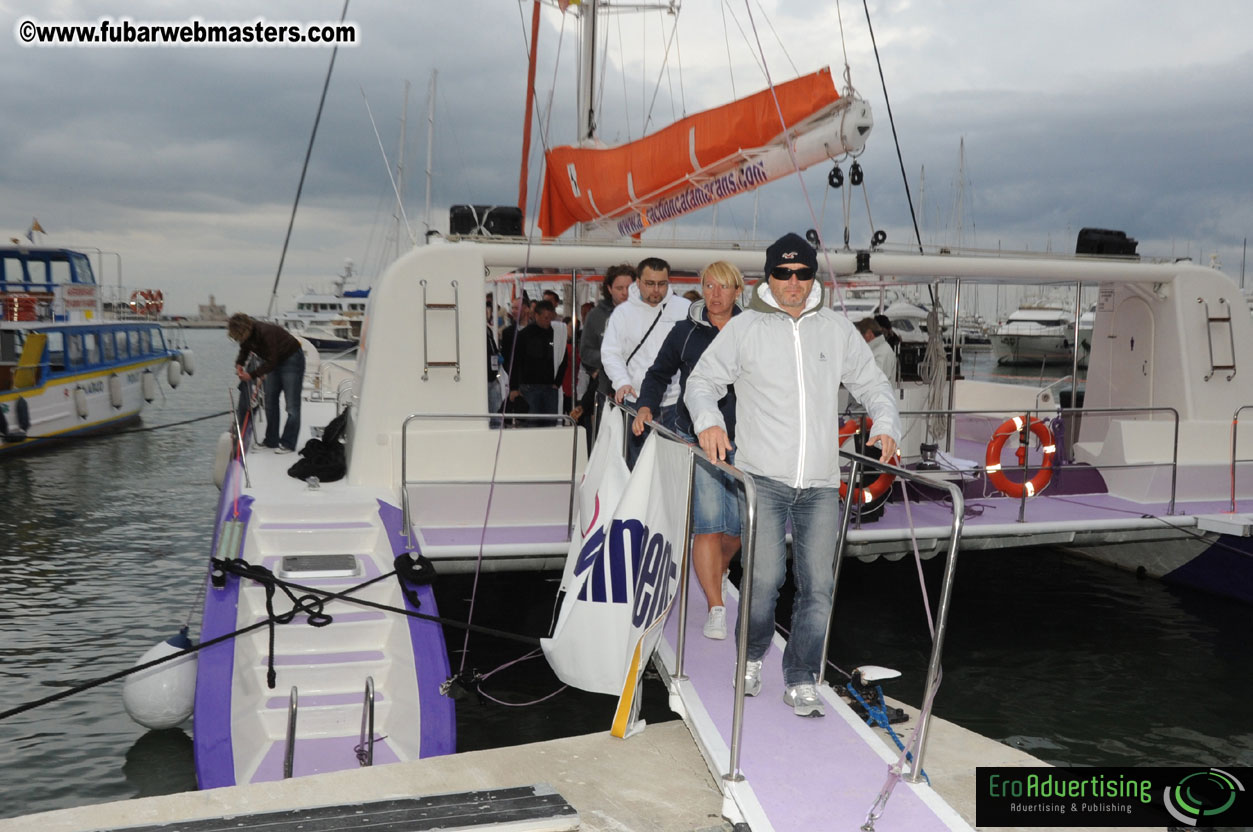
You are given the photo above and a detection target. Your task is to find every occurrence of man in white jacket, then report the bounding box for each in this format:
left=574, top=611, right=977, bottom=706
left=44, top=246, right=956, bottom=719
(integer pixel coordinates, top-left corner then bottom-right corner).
left=601, top=256, right=690, bottom=465
left=686, top=233, right=901, bottom=718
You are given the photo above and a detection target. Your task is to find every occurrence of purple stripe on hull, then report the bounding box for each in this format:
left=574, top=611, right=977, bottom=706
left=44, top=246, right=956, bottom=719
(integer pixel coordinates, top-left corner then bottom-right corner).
left=420, top=524, right=570, bottom=546
left=265, top=649, right=385, bottom=666
left=266, top=691, right=387, bottom=709
left=193, top=461, right=254, bottom=790
left=251, top=735, right=401, bottom=782
left=663, top=582, right=958, bottom=829
left=378, top=500, right=456, bottom=758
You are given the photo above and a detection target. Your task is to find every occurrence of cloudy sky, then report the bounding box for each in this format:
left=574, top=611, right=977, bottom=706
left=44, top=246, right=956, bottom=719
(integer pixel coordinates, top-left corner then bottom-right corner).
left=2, top=0, right=1251, bottom=316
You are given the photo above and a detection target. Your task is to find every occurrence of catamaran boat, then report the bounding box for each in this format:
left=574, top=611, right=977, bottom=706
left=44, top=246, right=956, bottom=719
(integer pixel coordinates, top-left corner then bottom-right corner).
left=0, top=245, right=189, bottom=455
left=276, top=261, right=370, bottom=351
left=187, top=4, right=1253, bottom=826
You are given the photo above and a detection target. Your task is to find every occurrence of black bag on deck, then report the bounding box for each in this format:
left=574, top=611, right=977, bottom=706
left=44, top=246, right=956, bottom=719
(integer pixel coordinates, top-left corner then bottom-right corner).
left=287, top=409, right=348, bottom=482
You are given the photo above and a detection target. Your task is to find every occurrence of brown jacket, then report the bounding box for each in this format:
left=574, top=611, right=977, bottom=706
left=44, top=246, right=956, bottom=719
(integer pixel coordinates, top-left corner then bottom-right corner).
left=235, top=320, right=301, bottom=378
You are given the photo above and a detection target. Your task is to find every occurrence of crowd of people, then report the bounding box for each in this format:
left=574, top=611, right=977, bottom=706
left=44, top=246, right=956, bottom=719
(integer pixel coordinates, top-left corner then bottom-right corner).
left=482, top=234, right=902, bottom=719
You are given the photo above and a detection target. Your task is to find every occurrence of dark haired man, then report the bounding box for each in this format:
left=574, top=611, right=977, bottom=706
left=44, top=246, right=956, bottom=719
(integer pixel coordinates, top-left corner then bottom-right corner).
left=510, top=299, right=566, bottom=424
left=601, top=256, right=690, bottom=466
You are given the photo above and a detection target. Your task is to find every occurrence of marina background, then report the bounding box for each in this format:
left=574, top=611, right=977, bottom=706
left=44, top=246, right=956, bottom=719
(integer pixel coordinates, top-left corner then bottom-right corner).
left=0, top=329, right=1249, bottom=820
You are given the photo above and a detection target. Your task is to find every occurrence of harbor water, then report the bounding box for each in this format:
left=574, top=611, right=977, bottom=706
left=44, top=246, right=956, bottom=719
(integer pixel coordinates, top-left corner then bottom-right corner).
left=0, top=328, right=1249, bottom=820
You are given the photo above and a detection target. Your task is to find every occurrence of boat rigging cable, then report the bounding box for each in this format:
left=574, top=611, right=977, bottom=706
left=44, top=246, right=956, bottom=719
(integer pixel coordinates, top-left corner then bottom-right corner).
left=265, top=0, right=350, bottom=319
left=445, top=2, right=577, bottom=689
left=0, top=559, right=549, bottom=724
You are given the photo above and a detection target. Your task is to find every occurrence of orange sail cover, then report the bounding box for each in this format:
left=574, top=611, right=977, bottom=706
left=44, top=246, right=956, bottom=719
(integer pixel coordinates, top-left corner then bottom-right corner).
left=538, top=67, right=843, bottom=238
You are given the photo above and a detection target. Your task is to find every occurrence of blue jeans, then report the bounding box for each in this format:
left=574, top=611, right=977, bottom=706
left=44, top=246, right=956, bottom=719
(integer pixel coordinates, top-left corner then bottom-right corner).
left=263, top=349, right=305, bottom=450
left=519, top=384, right=559, bottom=426
left=691, top=449, right=740, bottom=535
left=741, top=473, right=841, bottom=686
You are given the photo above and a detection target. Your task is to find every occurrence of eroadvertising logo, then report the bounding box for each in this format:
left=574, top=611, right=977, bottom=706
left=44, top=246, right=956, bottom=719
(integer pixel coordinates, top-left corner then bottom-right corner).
left=975, top=766, right=1251, bottom=827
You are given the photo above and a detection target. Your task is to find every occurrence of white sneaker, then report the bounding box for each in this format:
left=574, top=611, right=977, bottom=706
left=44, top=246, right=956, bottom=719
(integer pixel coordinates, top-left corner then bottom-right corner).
left=734, top=659, right=763, bottom=697
left=275, top=446, right=294, bottom=454
left=784, top=683, right=825, bottom=717
left=702, top=605, right=727, bottom=640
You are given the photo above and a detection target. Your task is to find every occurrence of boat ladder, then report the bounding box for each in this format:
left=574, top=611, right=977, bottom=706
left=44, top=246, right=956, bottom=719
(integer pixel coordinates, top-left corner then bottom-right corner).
left=1200, top=297, right=1237, bottom=381
left=420, top=278, right=461, bottom=381
left=357, top=675, right=375, bottom=766
left=283, top=685, right=298, bottom=779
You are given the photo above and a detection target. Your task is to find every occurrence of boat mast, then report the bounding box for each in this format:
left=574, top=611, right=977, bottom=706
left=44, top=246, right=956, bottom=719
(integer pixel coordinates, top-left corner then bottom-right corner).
left=424, top=70, right=437, bottom=243
left=397, top=79, right=409, bottom=258
left=577, top=0, right=598, bottom=145
left=518, top=1, right=542, bottom=224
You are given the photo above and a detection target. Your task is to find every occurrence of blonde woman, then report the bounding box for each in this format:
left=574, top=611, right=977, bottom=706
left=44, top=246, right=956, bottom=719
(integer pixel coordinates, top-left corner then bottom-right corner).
left=633, top=262, right=744, bottom=639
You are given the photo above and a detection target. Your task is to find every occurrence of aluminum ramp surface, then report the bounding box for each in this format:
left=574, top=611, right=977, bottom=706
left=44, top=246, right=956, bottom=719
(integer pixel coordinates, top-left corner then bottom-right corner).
left=658, top=588, right=973, bottom=831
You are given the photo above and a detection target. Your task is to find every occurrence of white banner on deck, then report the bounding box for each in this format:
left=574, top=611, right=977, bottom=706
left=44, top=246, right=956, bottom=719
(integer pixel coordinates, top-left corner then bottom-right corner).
left=541, top=417, right=692, bottom=731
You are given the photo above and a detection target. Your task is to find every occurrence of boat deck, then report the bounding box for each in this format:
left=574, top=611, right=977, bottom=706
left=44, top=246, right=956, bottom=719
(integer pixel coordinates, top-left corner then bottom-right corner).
left=659, top=588, right=972, bottom=831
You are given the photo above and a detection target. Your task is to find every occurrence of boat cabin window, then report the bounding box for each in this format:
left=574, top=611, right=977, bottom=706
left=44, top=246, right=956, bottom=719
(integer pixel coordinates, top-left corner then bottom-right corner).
left=26, top=259, right=48, bottom=287
left=43, top=332, right=63, bottom=370
left=83, top=333, right=100, bottom=366
left=128, top=330, right=140, bottom=356
left=0, top=330, right=17, bottom=362
left=67, top=333, right=84, bottom=367
left=101, top=331, right=115, bottom=362
left=113, top=331, right=128, bottom=359
left=49, top=258, right=71, bottom=285
left=891, top=319, right=916, bottom=332
left=69, top=253, right=94, bottom=283
left=2, top=257, right=23, bottom=288
left=138, top=329, right=152, bottom=355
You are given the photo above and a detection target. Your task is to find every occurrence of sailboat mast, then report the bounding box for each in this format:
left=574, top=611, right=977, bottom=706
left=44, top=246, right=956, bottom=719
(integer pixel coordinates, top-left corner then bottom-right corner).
left=577, top=0, right=598, bottom=143
left=424, top=70, right=437, bottom=242
left=397, top=79, right=409, bottom=258
left=518, top=1, right=541, bottom=221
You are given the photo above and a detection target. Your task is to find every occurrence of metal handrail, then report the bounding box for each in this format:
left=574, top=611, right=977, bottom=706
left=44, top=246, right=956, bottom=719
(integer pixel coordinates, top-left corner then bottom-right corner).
left=358, top=676, right=375, bottom=767
left=618, top=400, right=965, bottom=786
left=283, top=686, right=298, bottom=779
left=823, top=447, right=966, bottom=783
left=226, top=387, right=252, bottom=489
left=1229, top=404, right=1253, bottom=512
left=610, top=402, right=759, bottom=788
left=399, top=411, right=579, bottom=545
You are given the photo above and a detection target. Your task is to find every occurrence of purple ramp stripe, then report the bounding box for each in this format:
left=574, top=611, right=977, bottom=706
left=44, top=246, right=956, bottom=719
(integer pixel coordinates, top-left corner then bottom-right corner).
left=420, top=524, right=570, bottom=546
left=251, top=735, right=401, bottom=783
left=266, top=691, right=386, bottom=709
left=265, top=650, right=385, bottom=666
left=663, top=570, right=960, bottom=830
left=377, top=499, right=457, bottom=759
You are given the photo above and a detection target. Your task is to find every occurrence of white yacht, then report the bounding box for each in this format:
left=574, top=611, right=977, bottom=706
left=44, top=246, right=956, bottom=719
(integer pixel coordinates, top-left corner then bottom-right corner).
left=277, top=261, right=370, bottom=351
left=991, top=303, right=1089, bottom=366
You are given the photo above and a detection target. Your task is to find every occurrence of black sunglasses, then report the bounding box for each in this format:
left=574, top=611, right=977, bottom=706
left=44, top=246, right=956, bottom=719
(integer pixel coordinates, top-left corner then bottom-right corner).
left=770, top=266, right=816, bottom=281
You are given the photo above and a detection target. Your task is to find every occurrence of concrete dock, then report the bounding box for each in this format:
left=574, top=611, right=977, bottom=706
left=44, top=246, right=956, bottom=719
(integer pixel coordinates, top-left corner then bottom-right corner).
left=0, top=698, right=1158, bottom=832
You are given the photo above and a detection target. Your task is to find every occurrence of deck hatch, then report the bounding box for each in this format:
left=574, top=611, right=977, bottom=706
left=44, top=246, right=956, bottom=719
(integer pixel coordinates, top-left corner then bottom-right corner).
left=278, top=554, right=360, bottom=578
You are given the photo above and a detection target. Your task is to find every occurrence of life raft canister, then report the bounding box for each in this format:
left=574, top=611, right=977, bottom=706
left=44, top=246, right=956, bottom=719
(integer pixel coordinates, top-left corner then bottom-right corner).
left=837, top=417, right=895, bottom=504
left=985, top=415, right=1056, bottom=498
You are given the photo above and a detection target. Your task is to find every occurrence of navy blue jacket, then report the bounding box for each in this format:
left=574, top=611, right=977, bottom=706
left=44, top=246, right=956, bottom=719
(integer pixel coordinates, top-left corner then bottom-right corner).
left=637, top=300, right=738, bottom=439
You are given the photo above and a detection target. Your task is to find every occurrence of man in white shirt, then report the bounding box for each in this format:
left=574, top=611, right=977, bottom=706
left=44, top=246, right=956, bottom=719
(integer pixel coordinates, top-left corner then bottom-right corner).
left=600, top=256, right=690, bottom=466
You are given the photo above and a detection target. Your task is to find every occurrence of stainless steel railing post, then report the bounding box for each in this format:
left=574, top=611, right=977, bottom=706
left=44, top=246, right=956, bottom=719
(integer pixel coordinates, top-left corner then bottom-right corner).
left=818, top=457, right=860, bottom=688
left=904, top=479, right=965, bottom=783
left=358, top=676, right=375, bottom=766
left=672, top=447, right=697, bottom=682
left=283, top=686, right=298, bottom=779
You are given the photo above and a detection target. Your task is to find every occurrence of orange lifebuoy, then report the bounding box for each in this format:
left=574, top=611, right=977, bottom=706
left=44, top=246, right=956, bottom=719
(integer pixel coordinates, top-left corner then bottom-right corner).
left=131, top=289, right=164, bottom=316
left=985, top=415, right=1056, bottom=498
left=129, top=289, right=148, bottom=315
left=837, top=417, right=896, bottom=504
